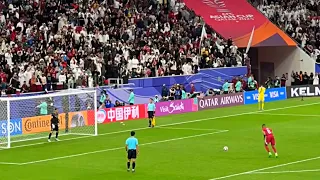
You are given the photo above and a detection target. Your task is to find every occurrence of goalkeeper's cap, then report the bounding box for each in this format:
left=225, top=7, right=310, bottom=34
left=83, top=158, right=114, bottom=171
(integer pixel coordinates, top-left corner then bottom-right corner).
left=131, top=131, right=135, bottom=136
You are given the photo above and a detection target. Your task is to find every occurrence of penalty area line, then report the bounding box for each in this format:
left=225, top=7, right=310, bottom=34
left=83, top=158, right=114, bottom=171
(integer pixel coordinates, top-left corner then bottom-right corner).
left=250, top=169, right=320, bottom=174
left=209, top=155, right=320, bottom=180
left=18, top=130, right=229, bottom=165
left=157, top=127, right=228, bottom=131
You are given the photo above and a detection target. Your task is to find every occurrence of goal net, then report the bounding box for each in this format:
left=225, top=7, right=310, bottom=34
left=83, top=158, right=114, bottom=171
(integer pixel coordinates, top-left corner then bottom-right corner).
left=0, top=89, right=98, bottom=148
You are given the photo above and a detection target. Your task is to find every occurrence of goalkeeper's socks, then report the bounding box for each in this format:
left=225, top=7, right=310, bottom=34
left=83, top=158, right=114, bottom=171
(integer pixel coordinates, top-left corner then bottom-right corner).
left=56, top=132, right=59, bottom=138
left=127, top=162, right=130, bottom=169
left=48, top=133, right=52, bottom=139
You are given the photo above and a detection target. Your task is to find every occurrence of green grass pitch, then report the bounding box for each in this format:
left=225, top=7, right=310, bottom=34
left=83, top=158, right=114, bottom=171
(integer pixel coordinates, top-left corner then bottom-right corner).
left=0, top=98, right=320, bottom=180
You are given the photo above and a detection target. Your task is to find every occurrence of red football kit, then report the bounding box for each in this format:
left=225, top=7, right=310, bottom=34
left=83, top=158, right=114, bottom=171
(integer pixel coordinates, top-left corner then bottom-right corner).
left=262, top=127, right=275, bottom=146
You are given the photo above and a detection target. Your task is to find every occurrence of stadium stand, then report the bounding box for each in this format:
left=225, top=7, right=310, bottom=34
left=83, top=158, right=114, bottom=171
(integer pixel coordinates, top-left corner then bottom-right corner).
left=248, top=0, right=320, bottom=62
left=0, top=0, right=243, bottom=94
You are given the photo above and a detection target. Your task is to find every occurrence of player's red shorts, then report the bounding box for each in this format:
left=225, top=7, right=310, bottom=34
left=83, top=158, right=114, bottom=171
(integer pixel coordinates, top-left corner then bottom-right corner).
left=265, top=135, right=276, bottom=146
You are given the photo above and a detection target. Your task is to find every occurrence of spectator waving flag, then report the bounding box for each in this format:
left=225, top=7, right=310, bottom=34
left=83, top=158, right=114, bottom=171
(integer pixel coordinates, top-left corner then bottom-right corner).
left=200, top=25, right=207, bottom=43
left=246, top=26, right=255, bottom=54
left=199, top=25, right=207, bottom=54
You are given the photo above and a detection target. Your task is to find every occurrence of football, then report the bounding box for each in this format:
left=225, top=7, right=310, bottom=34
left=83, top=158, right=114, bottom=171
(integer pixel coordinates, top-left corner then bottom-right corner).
left=223, top=146, right=229, bottom=151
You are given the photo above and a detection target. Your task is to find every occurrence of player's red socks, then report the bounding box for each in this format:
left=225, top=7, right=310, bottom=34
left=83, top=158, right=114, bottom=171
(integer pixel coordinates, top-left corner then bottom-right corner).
left=272, top=146, right=277, bottom=153
left=264, top=146, right=270, bottom=152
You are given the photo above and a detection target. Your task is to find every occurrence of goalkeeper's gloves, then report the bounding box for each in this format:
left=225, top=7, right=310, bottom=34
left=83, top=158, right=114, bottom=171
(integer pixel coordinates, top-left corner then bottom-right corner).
left=52, top=124, right=55, bottom=129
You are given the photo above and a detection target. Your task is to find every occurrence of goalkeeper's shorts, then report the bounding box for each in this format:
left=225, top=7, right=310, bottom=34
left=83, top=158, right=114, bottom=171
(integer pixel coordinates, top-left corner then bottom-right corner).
left=51, top=124, right=59, bottom=131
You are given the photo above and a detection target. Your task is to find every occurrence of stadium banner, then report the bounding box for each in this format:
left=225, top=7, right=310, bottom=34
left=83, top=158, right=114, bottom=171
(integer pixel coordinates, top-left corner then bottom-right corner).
left=197, top=93, right=244, bottom=111
left=244, top=87, right=286, bottom=104
left=183, top=0, right=296, bottom=47
left=88, top=104, right=147, bottom=124
left=155, top=99, right=196, bottom=117
left=286, top=85, right=320, bottom=98
left=68, top=111, right=89, bottom=128
left=0, top=119, right=23, bottom=136
left=22, top=113, right=66, bottom=134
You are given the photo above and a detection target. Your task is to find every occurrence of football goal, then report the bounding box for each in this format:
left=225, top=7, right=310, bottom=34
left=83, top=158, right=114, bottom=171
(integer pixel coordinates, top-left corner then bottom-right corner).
left=0, top=89, right=98, bottom=148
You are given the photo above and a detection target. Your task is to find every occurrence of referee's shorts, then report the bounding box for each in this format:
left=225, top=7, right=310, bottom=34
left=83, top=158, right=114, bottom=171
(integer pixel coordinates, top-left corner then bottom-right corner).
left=127, top=149, right=137, bottom=159
left=148, top=111, right=154, bottom=119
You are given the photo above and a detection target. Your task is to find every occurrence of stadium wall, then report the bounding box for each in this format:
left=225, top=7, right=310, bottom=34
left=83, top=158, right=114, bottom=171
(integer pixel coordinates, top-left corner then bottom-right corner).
left=257, top=46, right=315, bottom=82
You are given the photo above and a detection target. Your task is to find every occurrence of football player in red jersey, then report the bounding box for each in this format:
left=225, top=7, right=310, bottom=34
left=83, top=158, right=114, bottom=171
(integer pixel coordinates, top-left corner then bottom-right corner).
left=262, top=124, right=278, bottom=158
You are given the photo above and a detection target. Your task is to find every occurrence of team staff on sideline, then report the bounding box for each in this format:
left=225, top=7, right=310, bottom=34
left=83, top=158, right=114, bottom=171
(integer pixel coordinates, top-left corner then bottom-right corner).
left=147, top=98, right=156, bottom=127
left=222, top=80, right=229, bottom=94
left=128, top=89, right=135, bottom=105
left=125, top=131, right=139, bottom=172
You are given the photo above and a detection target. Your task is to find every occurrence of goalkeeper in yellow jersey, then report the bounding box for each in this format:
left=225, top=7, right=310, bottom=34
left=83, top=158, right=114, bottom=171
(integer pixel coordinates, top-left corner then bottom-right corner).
left=258, top=85, right=266, bottom=110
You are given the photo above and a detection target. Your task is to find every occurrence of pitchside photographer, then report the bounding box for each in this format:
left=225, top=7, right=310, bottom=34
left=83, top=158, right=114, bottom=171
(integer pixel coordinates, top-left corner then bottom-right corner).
left=291, top=71, right=317, bottom=86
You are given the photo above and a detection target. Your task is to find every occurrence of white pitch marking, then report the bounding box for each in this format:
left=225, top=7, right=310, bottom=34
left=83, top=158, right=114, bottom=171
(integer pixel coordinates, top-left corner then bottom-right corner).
left=2, top=101, right=319, bottom=150
left=256, top=113, right=320, bottom=117
left=18, top=130, right=229, bottom=165
left=209, top=156, right=320, bottom=180
left=0, top=162, right=21, bottom=165
left=158, top=127, right=226, bottom=131
left=251, top=169, right=320, bottom=174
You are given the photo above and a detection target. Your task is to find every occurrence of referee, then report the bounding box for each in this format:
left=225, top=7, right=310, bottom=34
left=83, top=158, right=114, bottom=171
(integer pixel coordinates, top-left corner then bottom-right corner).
left=147, top=98, right=155, bottom=127
left=48, top=108, right=60, bottom=142
left=125, top=131, right=139, bottom=172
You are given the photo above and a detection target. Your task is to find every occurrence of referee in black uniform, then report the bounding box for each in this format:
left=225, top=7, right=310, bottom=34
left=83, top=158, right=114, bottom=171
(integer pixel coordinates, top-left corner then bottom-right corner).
left=48, top=108, right=60, bottom=142
left=125, top=131, right=139, bottom=172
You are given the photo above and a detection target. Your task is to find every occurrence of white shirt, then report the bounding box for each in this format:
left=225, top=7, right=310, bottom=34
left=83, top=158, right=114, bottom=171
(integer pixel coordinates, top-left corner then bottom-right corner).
left=132, top=58, right=139, bottom=69
left=182, top=63, right=192, bottom=75
left=40, top=76, right=47, bottom=85
left=230, top=45, right=238, bottom=54
left=88, top=76, right=93, bottom=87
left=18, top=72, right=26, bottom=87
left=95, top=57, right=102, bottom=75
left=127, top=59, right=133, bottom=70
left=313, top=76, right=319, bottom=85
left=5, top=52, right=13, bottom=66
left=216, top=42, right=225, bottom=54
left=114, top=0, right=121, bottom=8
left=59, top=74, right=66, bottom=83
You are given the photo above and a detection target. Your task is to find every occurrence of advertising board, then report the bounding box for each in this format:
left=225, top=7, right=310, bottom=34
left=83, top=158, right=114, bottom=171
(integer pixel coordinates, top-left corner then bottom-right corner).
left=197, top=93, right=244, bottom=110
left=244, top=87, right=286, bottom=104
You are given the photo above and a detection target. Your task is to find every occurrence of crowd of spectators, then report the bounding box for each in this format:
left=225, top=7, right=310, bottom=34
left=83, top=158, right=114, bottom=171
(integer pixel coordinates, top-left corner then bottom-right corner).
left=248, top=0, right=320, bottom=63
left=0, top=0, right=243, bottom=95
left=291, top=71, right=319, bottom=85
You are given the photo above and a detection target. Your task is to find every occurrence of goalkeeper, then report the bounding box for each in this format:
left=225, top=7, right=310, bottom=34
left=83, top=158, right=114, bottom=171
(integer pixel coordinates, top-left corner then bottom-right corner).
left=48, top=108, right=60, bottom=142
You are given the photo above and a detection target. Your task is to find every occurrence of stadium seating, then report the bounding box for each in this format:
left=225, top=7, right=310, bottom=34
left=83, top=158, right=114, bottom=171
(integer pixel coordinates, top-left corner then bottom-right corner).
left=248, top=0, right=320, bottom=62
left=0, top=0, right=243, bottom=94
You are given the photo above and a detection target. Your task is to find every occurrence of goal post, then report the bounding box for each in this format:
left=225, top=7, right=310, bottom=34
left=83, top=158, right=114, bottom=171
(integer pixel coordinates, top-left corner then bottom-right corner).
left=0, top=89, right=98, bottom=149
